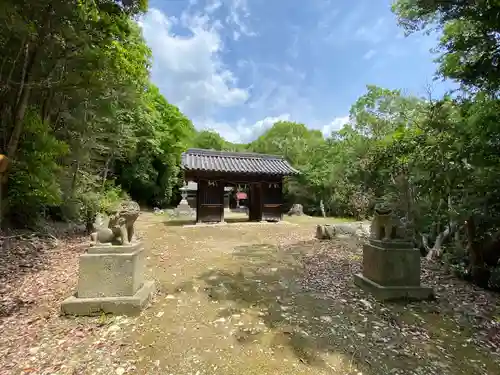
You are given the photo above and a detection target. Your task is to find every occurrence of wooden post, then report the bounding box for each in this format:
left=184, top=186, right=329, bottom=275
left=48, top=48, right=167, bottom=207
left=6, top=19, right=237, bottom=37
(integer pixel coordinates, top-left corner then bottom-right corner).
left=220, top=183, right=225, bottom=223
left=0, top=154, right=9, bottom=230
left=195, top=179, right=200, bottom=223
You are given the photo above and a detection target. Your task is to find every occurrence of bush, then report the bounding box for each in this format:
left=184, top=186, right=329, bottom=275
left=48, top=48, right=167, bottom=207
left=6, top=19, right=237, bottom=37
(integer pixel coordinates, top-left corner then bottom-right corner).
left=99, top=183, right=130, bottom=214
left=489, top=266, right=500, bottom=290
left=78, top=182, right=129, bottom=232
left=6, top=110, right=68, bottom=227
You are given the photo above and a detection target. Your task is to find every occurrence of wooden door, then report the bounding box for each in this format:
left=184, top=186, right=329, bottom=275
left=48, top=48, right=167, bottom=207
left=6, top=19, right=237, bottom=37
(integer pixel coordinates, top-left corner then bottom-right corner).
left=197, top=180, right=224, bottom=222
left=249, top=183, right=262, bottom=221
left=261, top=181, right=283, bottom=221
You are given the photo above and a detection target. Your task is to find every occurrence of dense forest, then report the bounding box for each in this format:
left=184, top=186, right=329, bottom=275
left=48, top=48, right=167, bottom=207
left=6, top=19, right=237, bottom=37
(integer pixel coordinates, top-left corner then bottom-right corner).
left=1, top=1, right=499, bottom=288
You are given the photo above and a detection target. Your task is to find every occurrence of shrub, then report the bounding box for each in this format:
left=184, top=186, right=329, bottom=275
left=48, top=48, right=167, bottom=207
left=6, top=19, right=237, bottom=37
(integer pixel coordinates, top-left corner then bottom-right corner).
left=6, top=110, right=68, bottom=227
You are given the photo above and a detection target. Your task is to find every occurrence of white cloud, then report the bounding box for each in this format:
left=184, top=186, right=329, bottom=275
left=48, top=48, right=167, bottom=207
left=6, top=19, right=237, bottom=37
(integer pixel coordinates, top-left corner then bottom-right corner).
left=321, top=116, right=349, bottom=137
left=226, top=0, right=256, bottom=40
left=287, top=33, right=299, bottom=59
left=363, top=49, right=377, bottom=60
left=205, top=0, right=222, bottom=13
left=140, top=3, right=341, bottom=144
left=355, top=17, right=387, bottom=44
left=324, top=6, right=364, bottom=45
left=203, top=114, right=291, bottom=143
left=140, top=8, right=249, bottom=121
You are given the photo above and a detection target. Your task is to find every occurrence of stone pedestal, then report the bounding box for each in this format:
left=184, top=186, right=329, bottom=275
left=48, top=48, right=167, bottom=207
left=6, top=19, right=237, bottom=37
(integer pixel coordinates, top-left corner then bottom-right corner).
left=61, top=242, right=155, bottom=316
left=354, top=239, right=434, bottom=301
left=174, top=198, right=194, bottom=217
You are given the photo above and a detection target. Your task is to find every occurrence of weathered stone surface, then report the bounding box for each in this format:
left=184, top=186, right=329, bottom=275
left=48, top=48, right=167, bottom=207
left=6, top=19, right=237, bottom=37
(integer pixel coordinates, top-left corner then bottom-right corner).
left=61, top=241, right=155, bottom=316
left=77, top=243, right=144, bottom=298
left=362, top=241, right=420, bottom=287
left=369, top=201, right=413, bottom=242
left=90, top=200, right=140, bottom=246
left=354, top=237, right=434, bottom=301
left=287, top=204, right=304, bottom=216
left=316, top=222, right=370, bottom=240
left=61, top=280, right=155, bottom=316
left=353, top=274, right=434, bottom=301
left=174, top=198, right=194, bottom=217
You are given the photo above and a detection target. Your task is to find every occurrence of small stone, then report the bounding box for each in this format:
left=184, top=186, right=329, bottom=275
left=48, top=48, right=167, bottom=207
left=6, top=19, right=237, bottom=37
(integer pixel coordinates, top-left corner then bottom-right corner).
left=29, top=347, right=39, bottom=355
left=116, top=367, right=125, bottom=375
left=165, top=295, right=176, bottom=299
left=359, top=299, right=373, bottom=309
left=108, top=325, right=121, bottom=333
left=156, top=311, right=164, bottom=318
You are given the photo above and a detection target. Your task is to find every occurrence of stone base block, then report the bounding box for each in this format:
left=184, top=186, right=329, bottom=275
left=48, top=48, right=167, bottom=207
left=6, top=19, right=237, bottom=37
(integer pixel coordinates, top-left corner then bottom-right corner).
left=362, top=241, right=422, bottom=287
left=78, top=242, right=144, bottom=298
left=61, top=280, right=155, bottom=316
left=354, top=273, right=434, bottom=301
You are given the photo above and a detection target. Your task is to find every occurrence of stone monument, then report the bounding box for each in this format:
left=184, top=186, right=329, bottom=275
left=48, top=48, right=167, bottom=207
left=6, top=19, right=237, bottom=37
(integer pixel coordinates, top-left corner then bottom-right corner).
left=174, top=184, right=194, bottom=217
left=61, top=201, right=155, bottom=316
left=353, top=202, right=434, bottom=301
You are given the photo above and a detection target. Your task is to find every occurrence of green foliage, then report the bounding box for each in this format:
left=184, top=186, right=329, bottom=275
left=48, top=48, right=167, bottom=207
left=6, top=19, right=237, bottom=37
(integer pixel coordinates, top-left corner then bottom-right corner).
left=115, top=84, right=195, bottom=207
left=6, top=110, right=68, bottom=225
left=392, top=0, right=500, bottom=93
left=99, top=183, right=130, bottom=214
left=0, top=0, right=194, bottom=226
left=76, top=182, right=129, bottom=232
left=191, top=130, right=227, bottom=151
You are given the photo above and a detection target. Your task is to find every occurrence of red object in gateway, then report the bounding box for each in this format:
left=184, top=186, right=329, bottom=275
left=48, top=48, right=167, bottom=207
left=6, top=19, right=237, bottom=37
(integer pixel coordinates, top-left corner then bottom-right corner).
left=236, top=192, right=247, bottom=200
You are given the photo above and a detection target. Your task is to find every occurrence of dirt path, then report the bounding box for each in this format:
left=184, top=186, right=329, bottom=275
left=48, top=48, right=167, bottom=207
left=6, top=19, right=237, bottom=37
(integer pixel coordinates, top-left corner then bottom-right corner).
left=130, top=214, right=362, bottom=375
left=1, top=213, right=499, bottom=375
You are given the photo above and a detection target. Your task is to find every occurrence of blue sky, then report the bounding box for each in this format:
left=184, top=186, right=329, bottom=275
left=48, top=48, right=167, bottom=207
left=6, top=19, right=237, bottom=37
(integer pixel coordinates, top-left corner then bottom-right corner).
left=140, top=0, right=456, bottom=143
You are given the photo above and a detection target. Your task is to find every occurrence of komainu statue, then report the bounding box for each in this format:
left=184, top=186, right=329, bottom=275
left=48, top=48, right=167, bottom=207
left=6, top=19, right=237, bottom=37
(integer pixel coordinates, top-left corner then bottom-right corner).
left=370, top=201, right=411, bottom=241
left=90, top=201, right=140, bottom=246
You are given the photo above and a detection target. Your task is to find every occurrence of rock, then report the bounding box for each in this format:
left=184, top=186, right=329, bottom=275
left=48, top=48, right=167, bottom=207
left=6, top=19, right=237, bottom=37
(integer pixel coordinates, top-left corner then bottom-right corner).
left=28, top=347, right=39, bottom=355
left=359, top=299, right=373, bottom=309
left=316, top=222, right=370, bottom=240
left=108, top=325, right=121, bottom=333
left=287, top=204, right=304, bottom=216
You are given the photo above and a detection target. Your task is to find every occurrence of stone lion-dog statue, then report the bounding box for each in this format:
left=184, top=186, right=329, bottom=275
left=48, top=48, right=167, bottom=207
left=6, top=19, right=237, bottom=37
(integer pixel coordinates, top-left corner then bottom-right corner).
left=370, top=201, right=410, bottom=241
left=90, top=200, right=140, bottom=246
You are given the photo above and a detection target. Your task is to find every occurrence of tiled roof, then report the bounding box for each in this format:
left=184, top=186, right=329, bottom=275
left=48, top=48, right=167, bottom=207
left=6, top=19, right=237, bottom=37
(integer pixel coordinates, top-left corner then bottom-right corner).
left=181, top=148, right=299, bottom=176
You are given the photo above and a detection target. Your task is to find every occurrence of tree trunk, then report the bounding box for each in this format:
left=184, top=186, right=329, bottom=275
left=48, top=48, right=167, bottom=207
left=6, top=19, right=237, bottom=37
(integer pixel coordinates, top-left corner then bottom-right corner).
left=6, top=42, right=40, bottom=159
left=425, top=222, right=457, bottom=260
left=6, top=1, right=52, bottom=159
left=465, top=216, right=490, bottom=287
left=101, top=153, right=114, bottom=189
left=70, top=159, right=80, bottom=198
left=1, top=37, right=24, bottom=94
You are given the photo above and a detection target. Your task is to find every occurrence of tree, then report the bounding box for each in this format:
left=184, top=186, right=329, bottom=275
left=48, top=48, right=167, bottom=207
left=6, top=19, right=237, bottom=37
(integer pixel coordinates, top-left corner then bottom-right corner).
left=393, top=0, right=500, bottom=93
left=115, top=84, right=195, bottom=207
left=190, top=130, right=227, bottom=151
left=0, top=0, right=194, bottom=225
